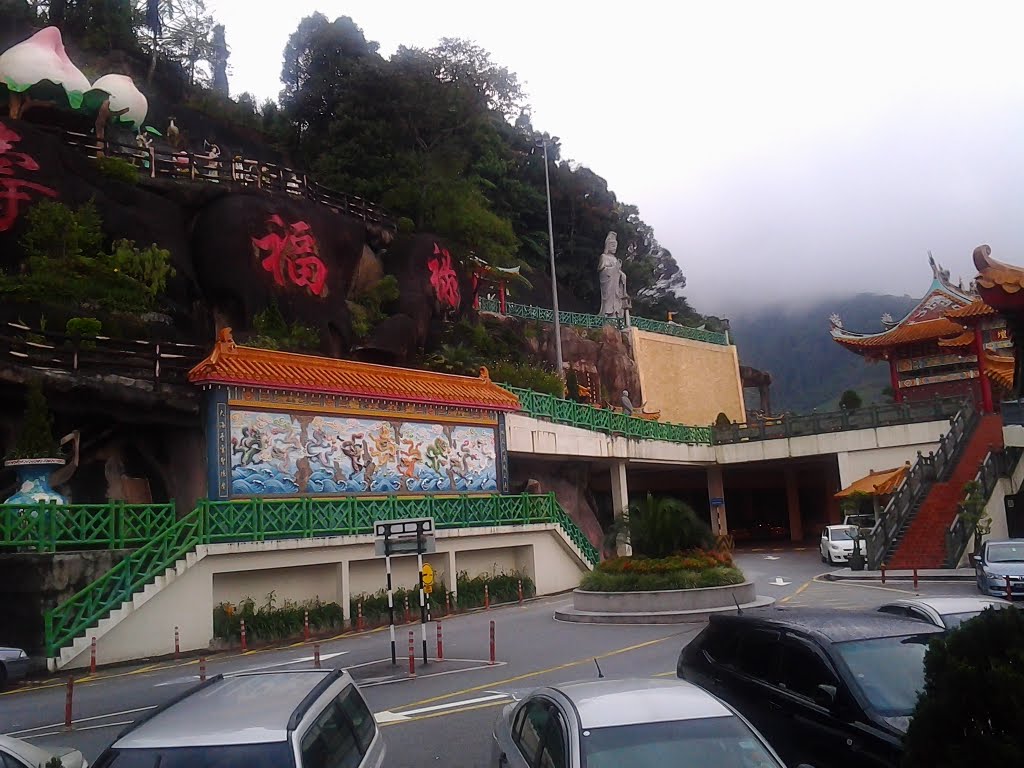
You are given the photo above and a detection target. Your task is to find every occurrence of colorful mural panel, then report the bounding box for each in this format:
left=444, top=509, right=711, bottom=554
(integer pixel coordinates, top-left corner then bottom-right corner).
left=228, top=409, right=498, bottom=497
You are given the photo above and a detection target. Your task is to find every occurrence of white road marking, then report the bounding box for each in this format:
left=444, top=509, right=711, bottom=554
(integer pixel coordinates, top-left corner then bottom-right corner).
left=153, top=651, right=350, bottom=685
left=13, top=720, right=136, bottom=740
left=763, top=555, right=780, bottom=561
left=6, top=706, right=157, bottom=738
left=769, top=577, right=792, bottom=586
left=375, top=692, right=512, bottom=722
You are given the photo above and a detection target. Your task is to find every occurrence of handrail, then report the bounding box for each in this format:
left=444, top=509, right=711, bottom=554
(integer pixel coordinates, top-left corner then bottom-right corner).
left=0, top=501, right=175, bottom=551
left=502, top=385, right=713, bottom=445
left=945, top=447, right=1023, bottom=567
left=52, top=129, right=397, bottom=231
left=42, top=493, right=596, bottom=657
left=865, top=405, right=979, bottom=569
left=713, top=397, right=965, bottom=445
left=478, top=297, right=730, bottom=346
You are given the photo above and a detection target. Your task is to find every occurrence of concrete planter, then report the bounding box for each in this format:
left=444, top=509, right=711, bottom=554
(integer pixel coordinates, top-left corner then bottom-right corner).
left=555, top=580, right=774, bottom=624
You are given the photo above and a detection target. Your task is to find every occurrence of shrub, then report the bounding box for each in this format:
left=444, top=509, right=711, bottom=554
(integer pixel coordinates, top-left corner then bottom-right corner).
left=65, top=317, right=102, bottom=349
left=608, top=494, right=715, bottom=558
left=581, top=565, right=744, bottom=592
left=251, top=301, right=320, bottom=352
left=107, top=240, right=175, bottom=298
left=94, top=155, right=139, bottom=184
left=489, top=360, right=562, bottom=396
left=6, top=379, right=61, bottom=460
left=903, top=606, right=1024, bottom=766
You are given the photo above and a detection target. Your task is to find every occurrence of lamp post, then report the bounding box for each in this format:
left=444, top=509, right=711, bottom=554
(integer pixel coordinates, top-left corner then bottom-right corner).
left=538, top=136, right=564, bottom=378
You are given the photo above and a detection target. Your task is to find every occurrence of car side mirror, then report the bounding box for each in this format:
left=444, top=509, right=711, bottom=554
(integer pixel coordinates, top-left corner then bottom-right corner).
left=814, top=684, right=837, bottom=709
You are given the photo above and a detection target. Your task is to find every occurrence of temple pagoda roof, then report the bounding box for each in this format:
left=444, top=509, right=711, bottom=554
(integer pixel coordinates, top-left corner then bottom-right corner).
left=983, top=349, right=1015, bottom=391
left=831, top=256, right=975, bottom=355
left=189, top=329, right=521, bottom=411
left=835, top=465, right=908, bottom=498
left=973, top=244, right=1024, bottom=313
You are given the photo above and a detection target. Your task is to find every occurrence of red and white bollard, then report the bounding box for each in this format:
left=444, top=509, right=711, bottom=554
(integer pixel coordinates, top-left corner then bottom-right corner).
left=404, top=594, right=411, bottom=624
left=357, top=601, right=365, bottom=632
left=436, top=622, right=444, bottom=661
left=240, top=619, right=248, bottom=653
left=484, top=584, right=490, bottom=610
left=880, top=564, right=886, bottom=584
left=304, top=610, right=310, bottom=642
left=89, top=637, right=97, bottom=675
left=489, top=620, right=496, bottom=665
left=199, top=656, right=207, bottom=682
left=1006, top=575, right=1013, bottom=601
left=518, top=579, right=524, bottom=605
left=408, top=631, right=416, bottom=677
left=174, top=626, right=180, bottom=660
left=64, top=676, right=74, bottom=730
left=912, top=568, right=919, bottom=591
left=313, top=643, right=321, bottom=669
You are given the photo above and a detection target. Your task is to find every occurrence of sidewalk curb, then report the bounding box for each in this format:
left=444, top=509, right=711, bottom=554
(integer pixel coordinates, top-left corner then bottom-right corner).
left=823, top=568, right=975, bottom=583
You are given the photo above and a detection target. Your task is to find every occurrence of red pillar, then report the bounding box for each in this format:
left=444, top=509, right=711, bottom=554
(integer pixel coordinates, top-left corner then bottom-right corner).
left=499, top=281, right=507, bottom=314
left=974, top=324, right=994, bottom=413
left=472, top=273, right=480, bottom=310
left=888, top=355, right=903, bottom=403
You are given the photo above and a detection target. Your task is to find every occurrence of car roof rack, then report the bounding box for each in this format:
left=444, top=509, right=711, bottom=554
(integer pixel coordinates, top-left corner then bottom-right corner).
left=287, top=668, right=344, bottom=731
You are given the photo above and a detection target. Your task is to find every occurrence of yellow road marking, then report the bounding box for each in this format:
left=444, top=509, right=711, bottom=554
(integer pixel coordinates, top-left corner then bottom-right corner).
left=779, top=580, right=811, bottom=604
left=812, top=576, right=917, bottom=595
left=652, top=670, right=676, bottom=677
left=393, top=634, right=680, bottom=713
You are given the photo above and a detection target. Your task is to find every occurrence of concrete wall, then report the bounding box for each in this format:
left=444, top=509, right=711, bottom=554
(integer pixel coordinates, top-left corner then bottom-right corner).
left=629, top=328, right=746, bottom=426
left=957, top=454, right=1024, bottom=566
left=505, top=413, right=716, bottom=465
left=67, top=523, right=590, bottom=668
left=715, top=420, right=950, bottom=486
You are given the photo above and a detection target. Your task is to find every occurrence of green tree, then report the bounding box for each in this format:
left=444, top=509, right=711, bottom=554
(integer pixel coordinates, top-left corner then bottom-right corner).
left=210, top=23, right=229, bottom=94
left=7, top=379, right=61, bottom=460
left=958, top=480, right=992, bottom=555
left=902, top=606, right=1024, bottom=767
left=839, top=389, right=863, bottom=410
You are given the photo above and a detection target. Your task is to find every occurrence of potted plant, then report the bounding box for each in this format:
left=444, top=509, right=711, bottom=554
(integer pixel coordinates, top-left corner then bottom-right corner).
left=3, top=378, right=67, bottom=506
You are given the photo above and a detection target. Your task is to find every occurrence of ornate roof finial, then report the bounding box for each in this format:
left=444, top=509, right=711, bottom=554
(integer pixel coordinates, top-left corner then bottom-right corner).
left=881, top=312, right=895, bottom=328
left=829, top=313, right=843, bottom=330
left=928, top=251, right=951, bottom=284
left=479, top=365, right=491, bottom=381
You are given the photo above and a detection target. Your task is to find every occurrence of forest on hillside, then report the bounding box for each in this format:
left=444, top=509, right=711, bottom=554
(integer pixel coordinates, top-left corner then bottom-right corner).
left=3, top=0, right=714, bottom=328
left=730, top=293, right=920, bottom=413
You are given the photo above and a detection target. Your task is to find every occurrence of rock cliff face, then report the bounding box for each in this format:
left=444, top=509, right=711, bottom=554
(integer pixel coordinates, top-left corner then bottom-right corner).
left=534, top=322, right=642, bottom=404
left=510, top=459, right=605, bottom=557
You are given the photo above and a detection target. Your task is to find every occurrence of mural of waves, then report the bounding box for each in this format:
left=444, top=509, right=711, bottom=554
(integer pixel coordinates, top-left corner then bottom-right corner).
left=232, top=465, right=299, bottom=496
left=306, top=469, right=366, bottom=494
left=405, top=467, right=453, bottom=493
left=454, top=468, right=498, bottom=493
left=369, top=470, right=402, bottom=493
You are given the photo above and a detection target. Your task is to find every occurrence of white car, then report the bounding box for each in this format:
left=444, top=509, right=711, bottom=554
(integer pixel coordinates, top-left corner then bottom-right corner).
left=877, top=596, right=1013, bottom=630
left=820, top=525, right=861, bottom=564
left=0, top=734, right=88, bottom=768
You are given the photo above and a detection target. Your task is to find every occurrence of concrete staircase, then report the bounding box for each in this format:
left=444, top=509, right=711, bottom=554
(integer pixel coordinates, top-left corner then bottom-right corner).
left=887, top=415, right=1004, bottom=570
left=52, top=546, right=208, bottom=671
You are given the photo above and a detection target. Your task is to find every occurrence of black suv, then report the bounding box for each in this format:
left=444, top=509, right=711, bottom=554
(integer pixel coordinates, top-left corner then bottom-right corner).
left=677, top=608, right=943, bottom=768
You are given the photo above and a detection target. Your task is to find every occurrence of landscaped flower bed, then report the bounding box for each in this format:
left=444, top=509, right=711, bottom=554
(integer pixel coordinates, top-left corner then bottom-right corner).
left=580, top=549, right=744, bottom=592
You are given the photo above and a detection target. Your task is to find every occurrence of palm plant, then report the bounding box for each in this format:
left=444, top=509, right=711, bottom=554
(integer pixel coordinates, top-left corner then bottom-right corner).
left=605, top=493, right=713, bottom=558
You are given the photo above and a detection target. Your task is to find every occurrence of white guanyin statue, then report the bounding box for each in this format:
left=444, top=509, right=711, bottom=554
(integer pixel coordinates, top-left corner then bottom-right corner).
left=598, top=231, right=630, bottom=318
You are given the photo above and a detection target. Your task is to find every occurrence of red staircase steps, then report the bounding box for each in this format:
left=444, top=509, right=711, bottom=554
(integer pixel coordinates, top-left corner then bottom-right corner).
left=887, top=414, right=1004, bottom=570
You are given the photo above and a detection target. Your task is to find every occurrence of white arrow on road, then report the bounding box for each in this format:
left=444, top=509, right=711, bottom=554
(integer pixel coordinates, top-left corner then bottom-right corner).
left=769, top=577, right=792, bottom=586
left=763, top=555, right=780, bottom=560
left=153, top=651, right=349, bottom=686
left=375, top=692, right=512, bottom=724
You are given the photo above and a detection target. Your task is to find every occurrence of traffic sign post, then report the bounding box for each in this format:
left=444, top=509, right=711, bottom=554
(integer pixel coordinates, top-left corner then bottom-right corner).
left=374, top=518, right=435, bottom=667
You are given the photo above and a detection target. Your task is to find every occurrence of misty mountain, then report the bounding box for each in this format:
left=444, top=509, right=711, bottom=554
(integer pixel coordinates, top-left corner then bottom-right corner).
left=729, top=293, right=920, bottom=414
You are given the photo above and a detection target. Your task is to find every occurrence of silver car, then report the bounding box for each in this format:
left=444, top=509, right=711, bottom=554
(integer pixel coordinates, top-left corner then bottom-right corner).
left=975, top=539, right=1024, bottom=598
left=491, top=678, right=799, bottom=768
left=0, top=646, right=30, bottom=687
left=877, top=596, right=1012, bottom=629
left=93, top=669, right=384, bottom=767
left=0, top=734, right=88, bottom=768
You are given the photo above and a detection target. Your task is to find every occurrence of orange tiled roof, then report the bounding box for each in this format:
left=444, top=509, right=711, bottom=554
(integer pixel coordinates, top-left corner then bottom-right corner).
left=833, top=317, right=963, bottom=350
left=975, top=244, right=1024, bottom=295
left=937, top=330, right=974, bottom=348
left=983, top=350, right=1015, bottom=391
left=835, top=465, right=908, bottom=498
left=944, top=299, right=997, bottom=319
left=189, top=329, right=521, bottom=411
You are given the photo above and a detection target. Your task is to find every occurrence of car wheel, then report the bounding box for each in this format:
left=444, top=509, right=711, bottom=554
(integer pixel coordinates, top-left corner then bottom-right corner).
left=0, top=664, right=7, bottom=690
left=826, top=551, right=834, bottom=565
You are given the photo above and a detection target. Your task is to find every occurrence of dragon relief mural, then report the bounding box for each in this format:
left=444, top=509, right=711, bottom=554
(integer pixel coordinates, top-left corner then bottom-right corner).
left=229, top=409, right=498, bottom=496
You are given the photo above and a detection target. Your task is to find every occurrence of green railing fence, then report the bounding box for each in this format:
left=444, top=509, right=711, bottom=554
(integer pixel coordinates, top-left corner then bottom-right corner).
left=0, top=501, right=176, bottom=552
left=41, top=493, right=597, bottom=657
left=478, top=297, right=729, bottom=346
left=504, top=385, right=713, bottom=445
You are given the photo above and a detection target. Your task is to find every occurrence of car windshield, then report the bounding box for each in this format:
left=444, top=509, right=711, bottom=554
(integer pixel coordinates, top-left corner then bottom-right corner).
left=942, top=604, right=1010, bottom=629
left=830, top=528, right=857, bottom=541
left=92, top=743, right=293, bottom=768
left=986, top=543, right=1024, bottom=563
left=582, top=716, right=783, bottom=768
left=833, top=635, right=934, bottom=716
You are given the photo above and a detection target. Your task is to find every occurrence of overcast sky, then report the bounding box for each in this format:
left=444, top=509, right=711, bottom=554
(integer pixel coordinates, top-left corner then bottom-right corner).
left=208, top=0, right=1024, bottom=317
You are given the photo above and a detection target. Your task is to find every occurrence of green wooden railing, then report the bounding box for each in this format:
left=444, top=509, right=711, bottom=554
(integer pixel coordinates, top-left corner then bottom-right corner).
left=504, top=385, right=713, bottom=445
left=478, top=297, right=729, bottom=345
left=42, top=493, right=596, bottom=658
left=0, top=502, right=176, bottom=552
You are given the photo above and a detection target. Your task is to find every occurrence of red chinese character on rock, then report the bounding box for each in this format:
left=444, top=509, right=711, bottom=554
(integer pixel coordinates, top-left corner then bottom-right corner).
left=0, top=121, right=57, bottom=233
left=428, top=243, right=461, bottom=310
left=251, top=214, right=329, bottom=297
